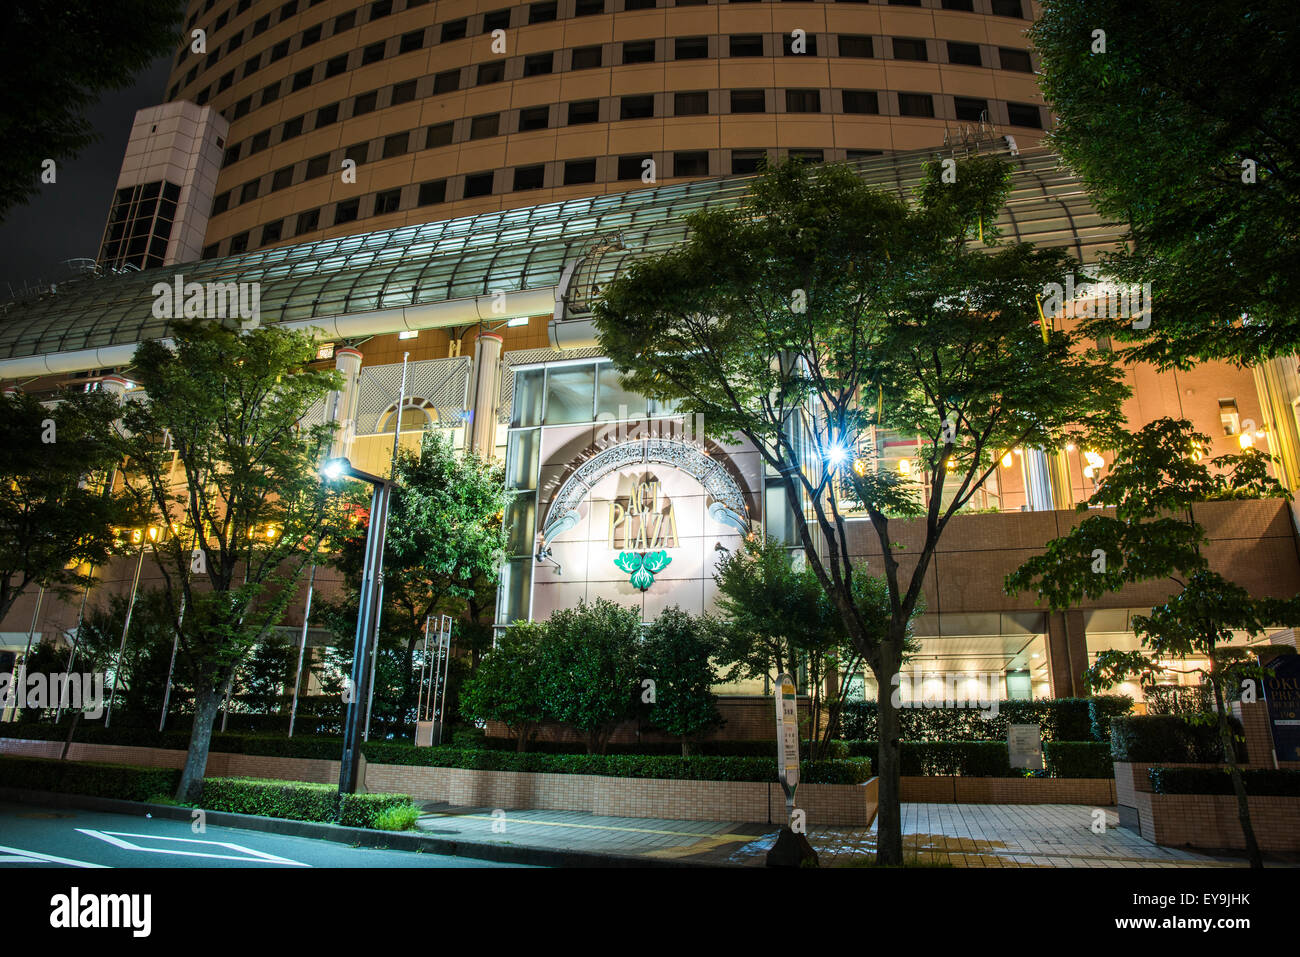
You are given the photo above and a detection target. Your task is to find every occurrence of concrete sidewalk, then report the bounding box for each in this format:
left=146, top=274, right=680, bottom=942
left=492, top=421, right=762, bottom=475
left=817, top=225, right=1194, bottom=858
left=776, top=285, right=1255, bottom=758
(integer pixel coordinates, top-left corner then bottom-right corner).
left=417, top=802, right=1295, bottom=868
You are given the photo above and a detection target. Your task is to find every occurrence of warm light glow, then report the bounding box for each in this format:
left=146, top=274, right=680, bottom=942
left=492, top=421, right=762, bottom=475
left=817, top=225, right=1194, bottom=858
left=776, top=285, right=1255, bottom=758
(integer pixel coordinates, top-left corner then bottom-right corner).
left=1000, top=452, right=1013, bottom=468
left=506, top=316, right=529, bottom=327
left=1083, top=450, right=1105, bottom=479
left=898, top=458, right=911, bottom=475
left=1064, top=443, right=1076, bottom=452
left=852, top=458, right=867, bottom=476
left=1239, top=431, right=1255, bottom=449
left=398, top=330, right=419, bottom=340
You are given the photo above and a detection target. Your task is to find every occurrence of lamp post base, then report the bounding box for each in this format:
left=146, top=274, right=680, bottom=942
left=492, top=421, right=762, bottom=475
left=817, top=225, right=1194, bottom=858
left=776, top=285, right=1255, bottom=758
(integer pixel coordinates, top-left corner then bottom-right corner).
left=765, top=826, right=820, bottom=868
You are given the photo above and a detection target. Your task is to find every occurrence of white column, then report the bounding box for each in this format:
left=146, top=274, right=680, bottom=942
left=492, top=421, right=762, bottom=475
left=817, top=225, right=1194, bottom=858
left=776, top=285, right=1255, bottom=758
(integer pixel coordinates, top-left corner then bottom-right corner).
left=1021, top=448, right=1055, bottom=512
left=329, top=347, right=363, bottom=460
left=467, top=332, right=503, bottom=457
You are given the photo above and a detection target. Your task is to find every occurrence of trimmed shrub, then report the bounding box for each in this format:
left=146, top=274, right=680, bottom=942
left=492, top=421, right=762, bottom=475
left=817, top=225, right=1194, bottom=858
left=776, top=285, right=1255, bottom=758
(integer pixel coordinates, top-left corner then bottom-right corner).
left=0, top=755, right=180, bottom=801
left=1110, top=714, right=1243, bottom=763
left=1044, top=741, right=1114, bottom=779
left=199, top=777, right=418, bottom=828
left=837, top=696, right=1133, bottom=743
left=1148, top=767, right=1300, bottom=797
left=372, top=803, right=422, bottom=831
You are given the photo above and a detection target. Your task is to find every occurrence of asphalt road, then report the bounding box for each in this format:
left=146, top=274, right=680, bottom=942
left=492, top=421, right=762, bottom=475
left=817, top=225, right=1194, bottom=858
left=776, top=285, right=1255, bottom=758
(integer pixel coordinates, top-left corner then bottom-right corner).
left=0, top=800, right=532, bottom=868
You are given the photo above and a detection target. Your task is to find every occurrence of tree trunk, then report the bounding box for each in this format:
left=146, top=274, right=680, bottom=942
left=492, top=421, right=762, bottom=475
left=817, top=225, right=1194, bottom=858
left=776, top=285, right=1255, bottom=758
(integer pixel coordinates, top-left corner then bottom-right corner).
left=1212, top=677, right=1262, bottom=869
left=60, top=710, right=82, bottom=760
left=874, top=653, right=904, bottom=866
left=176, top=684, right=223, bottom=803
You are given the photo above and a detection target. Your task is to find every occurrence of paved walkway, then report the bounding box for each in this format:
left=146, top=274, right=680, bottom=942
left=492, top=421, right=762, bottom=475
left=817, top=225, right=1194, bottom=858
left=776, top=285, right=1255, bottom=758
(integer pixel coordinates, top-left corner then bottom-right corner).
left=416, top=803, right=1295, bottom=867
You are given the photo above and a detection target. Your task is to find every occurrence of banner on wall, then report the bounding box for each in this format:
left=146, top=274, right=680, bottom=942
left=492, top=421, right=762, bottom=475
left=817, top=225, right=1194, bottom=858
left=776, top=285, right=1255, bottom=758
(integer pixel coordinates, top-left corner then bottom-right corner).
left=1262, top=654, right=1300, bottom=762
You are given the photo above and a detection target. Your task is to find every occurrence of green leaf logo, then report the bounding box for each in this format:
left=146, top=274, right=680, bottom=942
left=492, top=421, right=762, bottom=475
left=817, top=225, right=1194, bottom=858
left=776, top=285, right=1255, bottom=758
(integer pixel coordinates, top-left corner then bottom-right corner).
left=615, top=550, right=672, bottom=590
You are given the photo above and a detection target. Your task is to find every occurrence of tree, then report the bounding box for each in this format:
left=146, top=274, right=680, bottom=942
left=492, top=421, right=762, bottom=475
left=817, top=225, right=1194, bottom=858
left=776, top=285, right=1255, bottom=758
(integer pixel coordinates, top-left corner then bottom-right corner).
left=0, top=389, right=130, bottom=625
left=536, top=598, right=642, bottom=754
left=459, top=621, right=550, bottom=751
left=1031, top=0, right=1300, bottom=367
left=116, top=319, right=342, bottom=801
left=593, top=156, right=1129, bottom=863
left=637, top=606, right=721, bottom=755
left=323, top=430, right=507, bottom=730
left=1006, top=418, right=1300, bottom=869
left=0, top=1, right=184, bottom=222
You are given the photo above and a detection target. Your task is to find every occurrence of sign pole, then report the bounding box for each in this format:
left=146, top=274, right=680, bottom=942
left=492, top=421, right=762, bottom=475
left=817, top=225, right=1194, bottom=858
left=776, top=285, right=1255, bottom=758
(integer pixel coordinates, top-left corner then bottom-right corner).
left=766, top=672, right=818, bottom=867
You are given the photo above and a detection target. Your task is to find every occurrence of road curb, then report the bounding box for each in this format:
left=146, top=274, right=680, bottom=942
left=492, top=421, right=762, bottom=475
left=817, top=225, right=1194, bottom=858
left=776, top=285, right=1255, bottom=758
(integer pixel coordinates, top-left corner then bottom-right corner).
left=0, top=787, right=737, bottom=868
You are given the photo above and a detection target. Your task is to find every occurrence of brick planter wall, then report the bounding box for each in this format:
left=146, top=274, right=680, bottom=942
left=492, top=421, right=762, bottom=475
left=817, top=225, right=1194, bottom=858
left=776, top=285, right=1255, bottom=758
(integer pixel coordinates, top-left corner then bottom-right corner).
left=1137, top=792, right=1300, bottom=852
left=901, top=776, right=1114, bottom=805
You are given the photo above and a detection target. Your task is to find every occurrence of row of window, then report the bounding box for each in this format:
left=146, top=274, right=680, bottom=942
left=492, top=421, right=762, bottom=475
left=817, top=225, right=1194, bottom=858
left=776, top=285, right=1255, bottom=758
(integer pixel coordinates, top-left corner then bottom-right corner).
left=173, top=0, right=1027, bottom=104
left=217, top=142, right=1054, bottom=258
left=216, top=88, right=1040, bottom=208
left=216, top=36, right=1034, bottom=169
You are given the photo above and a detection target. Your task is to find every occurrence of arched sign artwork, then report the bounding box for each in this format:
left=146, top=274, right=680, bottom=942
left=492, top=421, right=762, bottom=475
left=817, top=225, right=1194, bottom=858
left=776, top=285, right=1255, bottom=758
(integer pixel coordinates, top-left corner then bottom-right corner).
left=537, top=437, right=751, bottom=591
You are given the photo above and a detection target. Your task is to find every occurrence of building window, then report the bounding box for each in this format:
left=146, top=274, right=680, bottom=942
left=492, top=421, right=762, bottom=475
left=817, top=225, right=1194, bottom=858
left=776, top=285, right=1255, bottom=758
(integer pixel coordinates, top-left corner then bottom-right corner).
left=789, top=149, right=823, bottom=163
left=222, top=145, right=240, bottom=167
left=333, top=10, right=355, bottom=31
left=240, top=179, right=261, bottom=204
left=898, top=92, right=935, bottom=117
left=296, top=208, right=320, bottom=235
left=242, top=54, right=261, bottom=78
left=999, top=48, right=1034, bottom=72
left=301, top=24, right=321, bottom=47
left=839, top=35, right=872, bottom=58
left=433, top=70, right=460, bottom=94
left=621, top=95, right=654, bottom=119
left=568, top=100, right=600, bottom=124
left=281, top=115, right=304, bottom=140
left=361, top=42, right=386, bottom=65
left=478, top=61, right=505, bottom=85
left=623, top=40, right=655, bottom=64
left=953, top=96, right=988, bottom=122
left=947, top=42, right=981, bottom=67
left=315, top=102, right=339, bottom=127
left=269, top=39, right=290, bottom=63
left=391, top=79, right=417, bottom=105
left=729, top=35, right=763, bottom=57
left=893, top=38, right=928, bottom=61
left=524, top=52, right=553, bottom=76
left=942, top=0, right=975, bottom=9
left=484, top=9, right=511, bottom=30
left=514, top=164, right=546, bottom=190
left=469, top=113, right=500, bottom=139
left=374, top=188, right=402, bottom=215
left=260, top=220, right=283, bottom=245
left=271, top=166, right=295, bottom=191
left=625, top=0, right=655, bottom=8
left=730, top=89, right=765, bottom=114
left=229, top=231, right=249, bottom=254
left=261, top=82, right=280, bottom=106
left=1006, top=102, right=1042, bottom=128
left=508, top=108, right=547, bottom=136
left=674, top=91, right=709, bottom=115
left=463, top=171, right=495, bottom=198
left=399, top=29, right=424, bottom=54
left=353, top=91, right=378, bottom=116
left=675, top=36, right=707, bottom=59
left=369, top=0, right=393, bottom=20
left=427, top=122, right=454, bottom=146
left=441, top=19, right=468, bottom=42
left=572, top=45, right=603, bottom=69
left=575, top=0, right=604, bottom=14
left=786, top=89, right=821, bottom=113
left=345, top=142, right=369, bottom=166
left=325, top=54, right=348, bottom=77
left=292, top=68, right=313, bottom=92
left=1219, top=399, right=1240, bottom=435
left=382, top=132, right=409, bottom=158
left=211, top=191, right=231, bottom=215
left=202, top=243, right=220, bottom=259
left=529, top=2, right=558, bottom=23
left=418, top=179, right=447, bottom=205
left=218, top=71, right=234, bottom=93
left=334, top=198, right=360, bottom=224
left=842, top=90, right=879, bottom=114
left=731, top=149, right=766, bottom=174
left=305, top=154, right=329, bottom=178
left=249, top=130, right=270, bottom=155
left=990, top=0, right=1023, bottom=17
left=564, top=158, right=598, bottom=185
left=674, top=151, right=709, bottom=176
left=617, top=154, right=651, bottom=180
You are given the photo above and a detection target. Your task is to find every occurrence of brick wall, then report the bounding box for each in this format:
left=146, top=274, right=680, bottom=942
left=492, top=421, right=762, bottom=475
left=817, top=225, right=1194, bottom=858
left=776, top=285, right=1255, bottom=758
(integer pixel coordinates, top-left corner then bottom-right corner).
left=901, top=776, right=1114, bottom=805
left=1137, top=793, right=1300, bottom=852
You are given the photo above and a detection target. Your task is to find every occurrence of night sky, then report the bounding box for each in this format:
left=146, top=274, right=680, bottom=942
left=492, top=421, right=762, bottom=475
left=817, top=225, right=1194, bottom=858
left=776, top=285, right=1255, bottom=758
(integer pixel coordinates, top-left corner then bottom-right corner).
left=0, top=53, right=173, bottom=297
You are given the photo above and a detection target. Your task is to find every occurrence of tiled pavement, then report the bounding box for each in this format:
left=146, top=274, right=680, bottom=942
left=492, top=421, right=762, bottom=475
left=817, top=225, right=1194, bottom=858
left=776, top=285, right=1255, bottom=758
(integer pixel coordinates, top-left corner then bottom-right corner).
left=416, top=802, right=1296, bottom=867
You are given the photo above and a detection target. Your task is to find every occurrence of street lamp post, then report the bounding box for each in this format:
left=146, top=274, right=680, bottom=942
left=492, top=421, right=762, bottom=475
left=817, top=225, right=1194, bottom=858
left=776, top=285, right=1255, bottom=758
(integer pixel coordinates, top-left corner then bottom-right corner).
left=322, top=456, right=393, bottom=795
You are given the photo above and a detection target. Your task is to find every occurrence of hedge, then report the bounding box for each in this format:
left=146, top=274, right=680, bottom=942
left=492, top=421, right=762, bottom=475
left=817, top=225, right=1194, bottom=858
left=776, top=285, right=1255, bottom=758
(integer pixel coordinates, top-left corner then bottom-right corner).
left=837, top=696, right=1132, bottom=743
left=199, top=777, right=419, bottom=828
left=1147, top=767, right=1300, bottom=797
left=1043, top=742, right=1114, bottom=779
left=1109, top=715, right=1245, bottom=764
left=0, top=755, right=181, bottom=801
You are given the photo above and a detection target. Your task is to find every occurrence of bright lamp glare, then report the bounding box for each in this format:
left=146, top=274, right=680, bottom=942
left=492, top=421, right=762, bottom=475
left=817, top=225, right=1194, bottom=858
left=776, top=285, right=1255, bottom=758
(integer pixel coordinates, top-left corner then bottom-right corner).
left=321, top=458, right=348, bottom=481
left=825, top=444, right=850, bottom=468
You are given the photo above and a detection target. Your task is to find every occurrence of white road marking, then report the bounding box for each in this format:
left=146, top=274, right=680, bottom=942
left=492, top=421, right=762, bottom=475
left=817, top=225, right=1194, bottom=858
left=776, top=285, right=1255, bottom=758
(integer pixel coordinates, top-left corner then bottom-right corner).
left=75, top=829, right=309, bottom=866
left=0, top=843, right=109, bottom=868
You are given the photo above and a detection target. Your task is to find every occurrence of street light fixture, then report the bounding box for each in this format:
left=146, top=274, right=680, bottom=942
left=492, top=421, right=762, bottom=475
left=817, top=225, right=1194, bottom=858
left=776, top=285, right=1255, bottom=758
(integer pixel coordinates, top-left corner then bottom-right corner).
left=321, top=456, right=393, bottom=794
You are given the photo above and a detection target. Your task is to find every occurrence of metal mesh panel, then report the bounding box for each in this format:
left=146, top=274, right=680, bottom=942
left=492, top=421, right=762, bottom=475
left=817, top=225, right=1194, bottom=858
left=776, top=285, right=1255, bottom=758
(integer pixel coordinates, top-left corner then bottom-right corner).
left=355, top=356, right=470, bottom=433
left=498, top=346, right=603, bottom=423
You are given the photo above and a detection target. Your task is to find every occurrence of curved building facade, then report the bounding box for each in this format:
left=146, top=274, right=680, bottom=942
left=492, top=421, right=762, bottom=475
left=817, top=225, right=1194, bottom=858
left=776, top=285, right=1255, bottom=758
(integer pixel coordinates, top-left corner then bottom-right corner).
left=165, top=0, right=1047, bottom=258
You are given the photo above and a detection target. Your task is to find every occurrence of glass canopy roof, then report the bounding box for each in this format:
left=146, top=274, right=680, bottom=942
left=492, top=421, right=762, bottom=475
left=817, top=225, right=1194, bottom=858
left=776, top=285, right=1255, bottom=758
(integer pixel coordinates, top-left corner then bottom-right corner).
left=0, top=144, right=1124, bottom=364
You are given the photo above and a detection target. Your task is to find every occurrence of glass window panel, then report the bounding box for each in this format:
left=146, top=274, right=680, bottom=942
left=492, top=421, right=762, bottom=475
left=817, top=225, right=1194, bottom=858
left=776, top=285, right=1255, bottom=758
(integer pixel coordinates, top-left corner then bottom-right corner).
left=511, top=368, right=545, bottom=427
left=596, top=362, right=647, bottom=420
left=498, top=559, right=533, bottom=623
left=544, top=364, right=596, bottom=425
left=506, top=429, right=540, bottom=489
left=505, top=492, right=536, bottom=555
